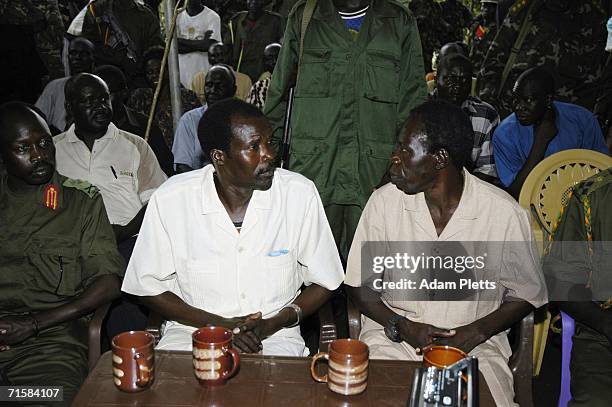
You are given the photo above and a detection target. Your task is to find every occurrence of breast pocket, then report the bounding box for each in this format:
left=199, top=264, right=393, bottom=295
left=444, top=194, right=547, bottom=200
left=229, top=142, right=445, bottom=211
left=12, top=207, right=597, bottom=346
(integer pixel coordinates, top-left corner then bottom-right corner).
left=27, top=235, right=81, bottom=297
left=185, top=260, right=221, bottom=308
left=264, top=253, right=298, bottom=307
left=295, top=49, right=331, bottom=98
left=363, top=50, right=400, bottom=103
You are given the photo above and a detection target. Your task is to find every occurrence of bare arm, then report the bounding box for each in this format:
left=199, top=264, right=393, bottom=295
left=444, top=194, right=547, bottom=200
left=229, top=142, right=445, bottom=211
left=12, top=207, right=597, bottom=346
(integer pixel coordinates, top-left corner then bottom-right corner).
left=508, top=108, right=557, bottom=198
left=113, top=204, right=147, bottom=243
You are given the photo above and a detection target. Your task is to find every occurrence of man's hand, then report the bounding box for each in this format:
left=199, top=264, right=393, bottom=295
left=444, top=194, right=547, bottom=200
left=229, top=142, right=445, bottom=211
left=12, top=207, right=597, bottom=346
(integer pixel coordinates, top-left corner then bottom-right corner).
left=434, top=324, right=487, bottom=354
left=229, top=312, right=266, bottom=353
left=204, top=30, right=213, bottom=40
left=398, top=318, right=455, bottom=353
left=0, top=315, right=38, bottom=349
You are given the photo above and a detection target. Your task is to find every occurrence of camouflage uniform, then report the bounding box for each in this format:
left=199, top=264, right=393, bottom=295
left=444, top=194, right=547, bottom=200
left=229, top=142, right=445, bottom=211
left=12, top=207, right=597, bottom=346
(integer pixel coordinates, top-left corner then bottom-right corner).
left=478, top=0, right=609, bottom=119
left=468, top=14, right=497, bottom=73
left=0, top=0, right=65, bottom=79
left=409, top=0, right=472, bottom=72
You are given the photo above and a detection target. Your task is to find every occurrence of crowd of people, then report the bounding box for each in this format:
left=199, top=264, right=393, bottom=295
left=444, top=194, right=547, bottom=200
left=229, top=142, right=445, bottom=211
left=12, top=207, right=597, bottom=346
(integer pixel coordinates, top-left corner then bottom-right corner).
left=1, top=0, right=611, bottom=406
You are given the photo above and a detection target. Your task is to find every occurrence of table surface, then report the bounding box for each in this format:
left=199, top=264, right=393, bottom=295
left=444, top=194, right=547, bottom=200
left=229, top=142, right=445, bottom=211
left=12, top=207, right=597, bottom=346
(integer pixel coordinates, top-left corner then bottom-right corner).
left=72, top=351, right=496, bottom=406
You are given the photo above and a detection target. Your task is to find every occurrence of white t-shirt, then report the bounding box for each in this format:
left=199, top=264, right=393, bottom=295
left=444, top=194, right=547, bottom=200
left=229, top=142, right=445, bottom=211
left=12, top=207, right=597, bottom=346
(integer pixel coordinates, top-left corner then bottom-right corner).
left=54, top=123, right=168, bottom=226
left=176, top=7, right=221, bottom=90
left=122, top=165, right=344, bottom=354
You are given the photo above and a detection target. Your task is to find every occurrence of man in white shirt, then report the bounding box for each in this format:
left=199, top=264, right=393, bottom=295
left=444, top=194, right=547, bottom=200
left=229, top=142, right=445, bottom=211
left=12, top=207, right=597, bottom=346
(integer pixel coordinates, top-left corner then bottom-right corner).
left=122, top=99, right=344, bottom=356
left=36, top=37, right=95, bottom=133
left=176, top=0, right=221, bottom=90
left=172, top=65, right=236, bottom=173
left=54, top=73, right=167, bottom=243
left=345, top=100, right=547, bottom=406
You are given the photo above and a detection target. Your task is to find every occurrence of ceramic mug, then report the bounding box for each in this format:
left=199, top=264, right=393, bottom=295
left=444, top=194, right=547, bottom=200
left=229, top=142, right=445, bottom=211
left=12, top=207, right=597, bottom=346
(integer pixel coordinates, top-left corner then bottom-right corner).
left=422, top=345, right=467, bottom=368
left=192, top=326, right=240, bottom=386
left=310, top=339, right=369, bottom=395
left=111, top=331, right=155, bottom=392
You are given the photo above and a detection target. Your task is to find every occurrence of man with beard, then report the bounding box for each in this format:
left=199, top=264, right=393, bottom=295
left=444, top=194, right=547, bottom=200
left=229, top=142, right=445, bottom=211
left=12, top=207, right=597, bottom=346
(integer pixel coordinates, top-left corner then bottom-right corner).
left=0, top=102, right=123, bottom=405
left=54, top=73, right=167, bottom=338
left=122, top=99, right=344, bottom=355
left=432, top=53, right=500, bottom=184
left=345, top=100, right=547, bottom=406
left=492, top=67, right=609, bottom=198
left=173, top=64, right=237, bottom=174
left=35, top=37, right=95, bottom=133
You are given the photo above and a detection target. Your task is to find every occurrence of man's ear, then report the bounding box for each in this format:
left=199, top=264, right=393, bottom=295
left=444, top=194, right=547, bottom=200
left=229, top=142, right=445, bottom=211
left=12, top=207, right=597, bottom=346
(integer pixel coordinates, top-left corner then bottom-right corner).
left=211, top=148, right=225, bottom=166
left=232, top=84, right=237, bottom=97
left=64, top=100, right=72, bottom=119
left=545, top=94, right=554, bottom=108
left=433, top=149, right=450, bottom=170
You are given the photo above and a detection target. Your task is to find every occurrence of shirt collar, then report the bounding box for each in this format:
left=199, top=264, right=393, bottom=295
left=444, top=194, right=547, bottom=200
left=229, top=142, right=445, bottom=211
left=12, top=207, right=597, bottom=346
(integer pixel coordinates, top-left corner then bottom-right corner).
left=200, top=165, right=273, bottom=214
left=65, top=122, right=119, bottom=143
left=401, top=169, right=479, bottom=220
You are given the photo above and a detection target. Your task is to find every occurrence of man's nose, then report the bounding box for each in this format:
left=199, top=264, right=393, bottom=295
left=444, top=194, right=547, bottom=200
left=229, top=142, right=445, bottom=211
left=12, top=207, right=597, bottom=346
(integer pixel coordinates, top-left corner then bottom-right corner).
left=30, top=145, right=44, bottom=162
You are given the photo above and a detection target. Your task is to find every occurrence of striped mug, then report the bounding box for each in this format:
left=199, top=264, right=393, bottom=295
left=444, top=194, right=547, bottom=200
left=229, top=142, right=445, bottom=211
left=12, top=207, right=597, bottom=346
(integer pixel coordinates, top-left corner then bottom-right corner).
left=310, top=339, right=369, bottom=395
left=192, top=326, right=240, bottom=386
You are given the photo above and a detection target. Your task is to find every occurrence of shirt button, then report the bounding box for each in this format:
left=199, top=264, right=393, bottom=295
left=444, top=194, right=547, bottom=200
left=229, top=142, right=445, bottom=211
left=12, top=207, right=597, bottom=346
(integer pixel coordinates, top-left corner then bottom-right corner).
left=241, top=293, right=246, bottom=299
left=237, top=247, right=244, bottom=253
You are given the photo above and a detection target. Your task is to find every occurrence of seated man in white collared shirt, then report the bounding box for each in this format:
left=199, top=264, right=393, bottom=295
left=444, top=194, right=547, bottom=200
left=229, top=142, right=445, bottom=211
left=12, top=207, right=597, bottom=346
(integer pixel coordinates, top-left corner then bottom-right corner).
left=345, top=100, right=547, bottom=406
left=54, top=73, right=167, bottom=244
left=122, top=98, right=344, bottom=355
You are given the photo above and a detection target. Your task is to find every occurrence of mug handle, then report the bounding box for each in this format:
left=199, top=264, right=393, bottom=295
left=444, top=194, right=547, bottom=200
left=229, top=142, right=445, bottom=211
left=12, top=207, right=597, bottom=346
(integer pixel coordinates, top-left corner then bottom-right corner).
left=134, top=353, right=151, bottom=387
left=221, top=348, right=240, bottom=380
left=310, top=352, right=329, bottom=383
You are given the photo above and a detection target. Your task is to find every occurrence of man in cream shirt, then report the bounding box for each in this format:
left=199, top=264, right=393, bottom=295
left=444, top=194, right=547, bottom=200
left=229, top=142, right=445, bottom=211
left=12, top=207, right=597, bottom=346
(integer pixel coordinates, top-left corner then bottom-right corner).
left=345, top=100, right=547, bottom=406
left=122, top=99, right=344, bottom=355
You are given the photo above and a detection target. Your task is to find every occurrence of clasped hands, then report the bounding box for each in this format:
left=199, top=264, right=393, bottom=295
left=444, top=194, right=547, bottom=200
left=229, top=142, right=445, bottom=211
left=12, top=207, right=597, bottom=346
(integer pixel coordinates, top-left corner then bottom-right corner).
left=218, top=311, right=272, bottom=354
left=398, top=318, right=486, bottom=355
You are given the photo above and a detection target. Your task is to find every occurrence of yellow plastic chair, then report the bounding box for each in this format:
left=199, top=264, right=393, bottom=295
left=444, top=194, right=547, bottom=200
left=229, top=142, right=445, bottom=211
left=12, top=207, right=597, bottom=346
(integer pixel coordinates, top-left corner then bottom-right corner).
left=518, top=149, right=612, bottom=376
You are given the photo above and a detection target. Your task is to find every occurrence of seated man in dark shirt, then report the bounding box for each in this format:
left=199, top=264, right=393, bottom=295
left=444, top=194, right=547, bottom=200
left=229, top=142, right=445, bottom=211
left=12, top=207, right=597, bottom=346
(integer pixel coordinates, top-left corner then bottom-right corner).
left=0, top=102, right=124, bottom=405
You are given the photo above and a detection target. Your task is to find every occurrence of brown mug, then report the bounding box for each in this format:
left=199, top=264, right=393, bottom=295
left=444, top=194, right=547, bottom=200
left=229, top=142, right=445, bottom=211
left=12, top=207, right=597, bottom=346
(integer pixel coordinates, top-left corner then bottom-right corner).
left=192, top=326, right=240, bottom=386
left=111, top=331, right=155, bottom=392
left=310, top=339, right=369, bottom=395
left=422, top=345, right=467, bottom=368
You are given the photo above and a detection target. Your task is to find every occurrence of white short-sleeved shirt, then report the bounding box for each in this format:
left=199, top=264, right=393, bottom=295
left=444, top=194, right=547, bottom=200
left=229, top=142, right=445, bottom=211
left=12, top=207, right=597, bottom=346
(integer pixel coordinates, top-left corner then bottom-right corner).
left=176, top=7, right=221, bottom=89
left=345, top=170, right=547, bottom=357
left=35, top=77, right=69, bottom=132
left=54, top=123, right=167, bottom=226
left=122, top=165, right=344, bottom=351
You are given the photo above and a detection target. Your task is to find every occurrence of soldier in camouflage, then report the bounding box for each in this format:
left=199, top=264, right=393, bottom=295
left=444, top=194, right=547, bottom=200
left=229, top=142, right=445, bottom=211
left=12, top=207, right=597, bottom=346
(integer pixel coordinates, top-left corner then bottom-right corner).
left=468, top=0, right=498, bottom=73
left=478, top=0, right=610, bottom=119
left=0, top=0, right=65, bottom=80
left=409, top=0, right=473, bottom=72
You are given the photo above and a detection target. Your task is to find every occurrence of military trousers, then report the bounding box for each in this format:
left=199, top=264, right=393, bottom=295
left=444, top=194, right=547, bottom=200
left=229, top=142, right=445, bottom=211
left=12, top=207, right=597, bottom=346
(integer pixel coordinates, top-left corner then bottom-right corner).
left=569, top=322, right=612, bottom=406
left=0, top=321, right=88, bottom=406
left=323, top=204, right=363, bottom=264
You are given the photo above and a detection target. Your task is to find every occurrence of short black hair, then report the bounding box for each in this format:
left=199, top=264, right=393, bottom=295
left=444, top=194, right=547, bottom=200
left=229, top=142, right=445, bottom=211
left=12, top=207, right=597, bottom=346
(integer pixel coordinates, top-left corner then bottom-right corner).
left=0, top=101, right=49, bottom=150
left=93, top=65, right=127, bottom=92
left=437, top=53, right=473, bottom=76
left=406, top=100, right=473, bottom=170
left=516, top=67, right=555, bottom=95
left=198, top=98, right=264, bottom=162
left=64, top=73, right=108, bottom=103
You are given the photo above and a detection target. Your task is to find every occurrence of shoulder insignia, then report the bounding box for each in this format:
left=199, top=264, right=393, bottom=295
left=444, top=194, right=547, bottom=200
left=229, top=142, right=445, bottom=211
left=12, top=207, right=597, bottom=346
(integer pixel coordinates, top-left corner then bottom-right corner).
left=43, top=184, right=59, bottom=210
left=62, top=178, right=99, bottom=198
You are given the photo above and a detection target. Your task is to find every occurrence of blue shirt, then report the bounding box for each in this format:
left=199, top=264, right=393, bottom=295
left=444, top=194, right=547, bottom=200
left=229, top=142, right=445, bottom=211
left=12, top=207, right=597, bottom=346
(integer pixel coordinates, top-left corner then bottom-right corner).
left=172, top=105, right=208, bottom=170
left=493, top=101, right=609, bottom=187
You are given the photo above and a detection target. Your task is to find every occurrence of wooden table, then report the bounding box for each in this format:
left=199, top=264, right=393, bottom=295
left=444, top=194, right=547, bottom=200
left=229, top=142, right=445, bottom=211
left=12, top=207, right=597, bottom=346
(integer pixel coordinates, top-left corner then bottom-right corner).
left=72, top=351, right=496, bottom=406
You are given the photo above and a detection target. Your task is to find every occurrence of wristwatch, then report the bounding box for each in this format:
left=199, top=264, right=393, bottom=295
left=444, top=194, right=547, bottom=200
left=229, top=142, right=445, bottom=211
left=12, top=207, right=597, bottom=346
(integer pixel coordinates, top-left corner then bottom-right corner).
left=384, top=315, right=403, bottom=343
